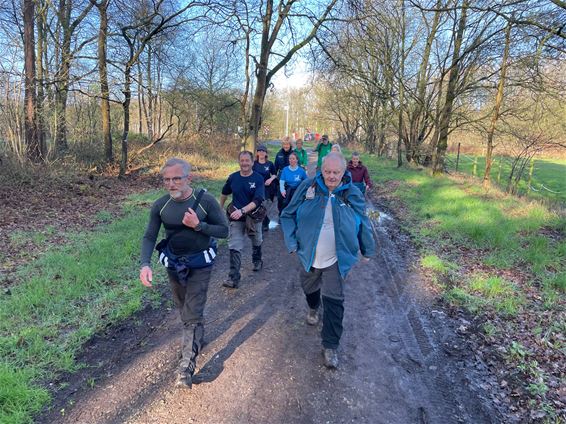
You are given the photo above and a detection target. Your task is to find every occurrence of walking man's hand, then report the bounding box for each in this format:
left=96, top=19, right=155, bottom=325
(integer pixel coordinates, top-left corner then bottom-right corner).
left=183, top=207, right=200, bottom=228
left=140, top=266, right=153, bottom=287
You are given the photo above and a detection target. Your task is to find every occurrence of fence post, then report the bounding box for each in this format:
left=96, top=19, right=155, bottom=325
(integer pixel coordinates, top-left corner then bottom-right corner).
left=473, top=156, right=477, bottom=177
left=527, top=158, right=535, bottom=192
left=455, top=142, right=461, bottom=172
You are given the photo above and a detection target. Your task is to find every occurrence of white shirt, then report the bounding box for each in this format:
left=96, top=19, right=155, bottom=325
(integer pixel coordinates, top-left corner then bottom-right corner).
left=312, top=196, right=337, bottom=269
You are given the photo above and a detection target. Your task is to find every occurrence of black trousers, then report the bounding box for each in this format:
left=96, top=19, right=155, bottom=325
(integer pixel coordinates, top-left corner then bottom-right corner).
left=300, top=263, right=345, bottom=349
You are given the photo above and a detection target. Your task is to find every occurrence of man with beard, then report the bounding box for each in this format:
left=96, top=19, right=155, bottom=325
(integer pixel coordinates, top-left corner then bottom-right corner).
left=140, top=158, right=229, bottom=388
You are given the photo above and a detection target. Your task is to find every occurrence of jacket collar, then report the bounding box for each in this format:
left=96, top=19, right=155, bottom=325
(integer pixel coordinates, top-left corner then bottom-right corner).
left=347, top=160, right=363, bottom=168
left=314, top=171, right=352, bottom=195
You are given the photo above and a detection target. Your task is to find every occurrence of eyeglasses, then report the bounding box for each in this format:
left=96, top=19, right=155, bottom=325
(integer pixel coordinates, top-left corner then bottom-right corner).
left=162, top=175, right=188, bottom=184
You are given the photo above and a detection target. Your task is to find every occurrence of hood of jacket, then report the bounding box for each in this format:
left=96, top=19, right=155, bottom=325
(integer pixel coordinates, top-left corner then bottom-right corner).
left=314, top=169, right=353, bottom=196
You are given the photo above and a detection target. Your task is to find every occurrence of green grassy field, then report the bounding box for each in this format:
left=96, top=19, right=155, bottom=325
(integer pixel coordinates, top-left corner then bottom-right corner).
left=362, top=154, right=565, bottom=289
left=446, top=154, right=566, bottom=204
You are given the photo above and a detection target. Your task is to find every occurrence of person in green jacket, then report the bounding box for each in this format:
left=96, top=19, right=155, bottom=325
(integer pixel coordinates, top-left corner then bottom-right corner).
left=315, top=134, right=333, bottom=169
left=294, top=138, right=308, bottom=169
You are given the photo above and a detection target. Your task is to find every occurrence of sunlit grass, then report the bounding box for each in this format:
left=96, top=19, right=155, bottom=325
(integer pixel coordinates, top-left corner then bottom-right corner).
left=446, top=154, right=566, bottom=204
left=362, top=154, right=564, bottom=315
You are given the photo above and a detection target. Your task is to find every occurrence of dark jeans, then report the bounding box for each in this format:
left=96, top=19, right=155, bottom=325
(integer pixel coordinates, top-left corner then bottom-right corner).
left=300, top=262, right=345, bottom=349
left=278, top=186, right=298, bottom=215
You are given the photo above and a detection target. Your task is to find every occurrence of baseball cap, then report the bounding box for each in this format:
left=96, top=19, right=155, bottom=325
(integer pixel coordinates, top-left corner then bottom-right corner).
left=321, top=134, right=329, bottom=141
left=256, top=144, right=268, bottom=152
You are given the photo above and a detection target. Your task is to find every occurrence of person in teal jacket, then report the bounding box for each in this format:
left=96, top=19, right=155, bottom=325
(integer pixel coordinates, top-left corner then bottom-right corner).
left=280, top=152, right=376, bottom=369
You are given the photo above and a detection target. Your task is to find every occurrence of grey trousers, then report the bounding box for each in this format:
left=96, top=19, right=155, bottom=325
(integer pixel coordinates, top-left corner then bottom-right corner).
left=228, top=220, right=262, bottom=251
left=167, top=266, right=212, bottom=373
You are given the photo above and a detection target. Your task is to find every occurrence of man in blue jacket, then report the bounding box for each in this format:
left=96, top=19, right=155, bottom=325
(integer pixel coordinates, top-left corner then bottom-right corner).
left=280, top=152, right=376, bottom=369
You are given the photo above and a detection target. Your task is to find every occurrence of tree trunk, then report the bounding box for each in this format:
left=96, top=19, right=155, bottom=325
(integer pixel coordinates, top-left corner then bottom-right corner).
left=96, top=0, right=113, bottom=162
left=145, top=45, right=154, bottom=142
left=239, top=27, right=252, bottom=149
left=432, top=0, right=469, bottom=174
left=397, top=0, right=406, bottom=168
left=36, top=0, right=47, bottom=159
left=409, top=0, right=442, bottom=153
left=24, top=0, right=41, bottom=162
left=483, top=21, right=511, bottom=187
left=54, top=0, right=95, bottom=153
left=244, top=3, right=271, bottom=153
left=121, top=63, right=132, bottom=176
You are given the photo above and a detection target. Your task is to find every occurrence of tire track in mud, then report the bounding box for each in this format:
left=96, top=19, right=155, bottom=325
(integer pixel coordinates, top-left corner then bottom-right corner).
left=367, top=199, right=497, bottom=423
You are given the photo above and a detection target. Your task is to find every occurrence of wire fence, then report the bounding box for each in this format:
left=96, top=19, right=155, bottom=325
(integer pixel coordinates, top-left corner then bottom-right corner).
left=445, top=147, right=565, bottom=203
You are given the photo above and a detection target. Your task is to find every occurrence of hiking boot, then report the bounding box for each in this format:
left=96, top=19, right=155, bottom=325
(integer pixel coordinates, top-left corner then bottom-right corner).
left=322, top=348, right=339, bottom=369
left=222, top=279, right=239, bottom=289
left=175, top=371, right=193, bottom=389
left=306, top=308, right=319, bottom=326
left=252, top=245, right=262, bottom=271
left=252, top=259, right=263, bottom=272
left=228, top=249, right=241, bottom=282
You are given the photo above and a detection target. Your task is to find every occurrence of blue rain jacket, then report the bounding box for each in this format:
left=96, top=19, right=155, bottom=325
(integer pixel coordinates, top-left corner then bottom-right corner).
left=280, top=172, right=376, bottom=278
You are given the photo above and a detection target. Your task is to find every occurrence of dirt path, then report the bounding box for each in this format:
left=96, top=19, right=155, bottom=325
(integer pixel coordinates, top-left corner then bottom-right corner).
left=38, top=204, right=501, bottom=424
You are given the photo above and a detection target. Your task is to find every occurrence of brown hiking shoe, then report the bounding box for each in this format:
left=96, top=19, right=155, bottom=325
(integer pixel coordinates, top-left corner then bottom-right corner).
left=222, top=279, right=239, bottom=289
left=175, top=371, right=192, bottom=389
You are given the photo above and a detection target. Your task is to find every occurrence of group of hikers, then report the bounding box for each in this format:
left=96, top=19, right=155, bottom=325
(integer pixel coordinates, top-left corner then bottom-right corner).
left=139, top=135, right=376, bottom=389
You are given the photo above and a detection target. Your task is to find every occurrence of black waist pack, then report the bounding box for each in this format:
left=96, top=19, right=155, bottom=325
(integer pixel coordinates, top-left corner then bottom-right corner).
left=157, top=239, right=218, bottom=269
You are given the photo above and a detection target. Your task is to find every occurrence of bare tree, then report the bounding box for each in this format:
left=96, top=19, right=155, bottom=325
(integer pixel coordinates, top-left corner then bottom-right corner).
left=117, top=0, right=208, bottom=176
left=482, top=20, right=511, bottom=187
left=23, top=0, right=41, bottom=162
left=241, top=0, right=338, bottom=151
left=52, top=0, right=95, bottom=153
left=90, top=0, right=113, bottom=162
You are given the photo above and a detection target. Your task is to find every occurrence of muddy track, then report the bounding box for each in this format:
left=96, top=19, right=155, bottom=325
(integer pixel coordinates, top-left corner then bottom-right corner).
left=39, top=197, right=502, bottom=424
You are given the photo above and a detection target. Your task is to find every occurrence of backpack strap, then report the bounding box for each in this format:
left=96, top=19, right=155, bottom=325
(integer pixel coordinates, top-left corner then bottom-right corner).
left=160, top=188, right=207, bottom=240
left=192, top=188, right=206, bottom=213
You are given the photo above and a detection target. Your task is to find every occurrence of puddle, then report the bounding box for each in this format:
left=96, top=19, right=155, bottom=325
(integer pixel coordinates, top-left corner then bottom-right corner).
left=268, top=221, right=279, bottom=230
left=366, top=205, right=391, bottom=225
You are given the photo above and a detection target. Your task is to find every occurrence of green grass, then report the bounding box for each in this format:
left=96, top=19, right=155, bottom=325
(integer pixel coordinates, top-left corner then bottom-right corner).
left=0, top=174, right=233, bottom=423
left=421, top=254, right=456, bottom=274
left=446, top=154, right=566, bottom=204
left=361, top=153, right=565, bottom=313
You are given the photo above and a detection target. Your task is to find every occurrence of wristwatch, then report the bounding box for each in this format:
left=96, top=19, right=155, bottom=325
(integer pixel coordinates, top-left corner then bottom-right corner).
left=194, top=222, right=202, bottom=231
left=240, top=208, right=246, bottom=215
